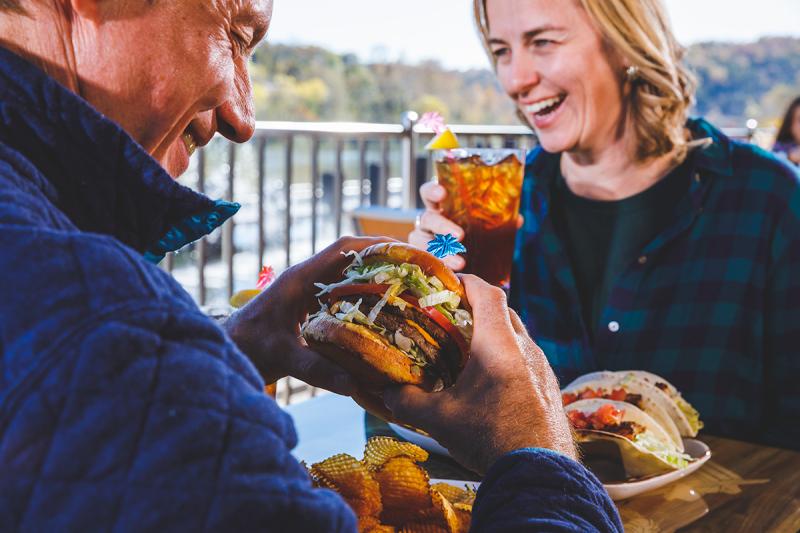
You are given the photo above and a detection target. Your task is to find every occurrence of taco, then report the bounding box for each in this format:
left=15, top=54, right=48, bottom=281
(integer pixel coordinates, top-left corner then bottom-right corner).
left=565, top=370, right=703, bottom=437
left=622, top=371, right=703, bottom=437
left=561, top=375, right=684, bottom=451
left=565, top=399, right=692, bottom=478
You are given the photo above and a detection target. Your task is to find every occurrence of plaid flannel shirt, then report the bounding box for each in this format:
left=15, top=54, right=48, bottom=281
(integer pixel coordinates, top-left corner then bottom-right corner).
left=510, top=118, right=800, bottom=450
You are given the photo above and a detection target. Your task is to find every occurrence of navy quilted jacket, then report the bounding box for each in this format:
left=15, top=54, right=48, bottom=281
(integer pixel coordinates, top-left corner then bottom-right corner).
left=0, top=46, right=621, bottom=532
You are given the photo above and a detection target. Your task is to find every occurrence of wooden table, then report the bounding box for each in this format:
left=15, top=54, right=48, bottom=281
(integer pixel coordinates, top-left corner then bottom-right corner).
left=286, top=394, right=800, bottom=532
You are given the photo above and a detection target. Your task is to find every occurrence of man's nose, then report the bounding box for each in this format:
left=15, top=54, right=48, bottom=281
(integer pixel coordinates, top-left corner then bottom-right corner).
left=215, top=69, right=256, bottom=143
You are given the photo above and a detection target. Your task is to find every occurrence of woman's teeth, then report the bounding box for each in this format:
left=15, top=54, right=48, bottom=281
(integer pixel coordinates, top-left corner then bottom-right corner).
left=526, top=95, right=565, bottom=116
left=182, top=132, right=197, bottom=156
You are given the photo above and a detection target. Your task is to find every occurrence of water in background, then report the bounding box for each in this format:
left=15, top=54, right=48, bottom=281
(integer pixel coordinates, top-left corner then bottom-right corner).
left=168, top=135, right=406, bottom=306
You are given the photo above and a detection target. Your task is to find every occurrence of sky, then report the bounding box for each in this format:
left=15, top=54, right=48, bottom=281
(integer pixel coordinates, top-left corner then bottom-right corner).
left=266, top=0, right=800, bottom=71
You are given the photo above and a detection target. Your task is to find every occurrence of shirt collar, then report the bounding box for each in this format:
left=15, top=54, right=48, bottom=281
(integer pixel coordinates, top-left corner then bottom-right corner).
left=527, top=116, right=735, bottom=191
left=685, top=117, right=734, bottom=177
left=0, top=45, right=238, bottom=260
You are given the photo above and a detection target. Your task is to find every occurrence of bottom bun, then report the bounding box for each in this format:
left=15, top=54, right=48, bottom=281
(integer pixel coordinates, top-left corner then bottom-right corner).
left=302, top=313, right=430, bottom=391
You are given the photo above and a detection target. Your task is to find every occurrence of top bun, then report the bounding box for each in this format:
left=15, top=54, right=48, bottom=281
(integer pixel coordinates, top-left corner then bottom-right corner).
left=360, top=242, right=467, bottom=305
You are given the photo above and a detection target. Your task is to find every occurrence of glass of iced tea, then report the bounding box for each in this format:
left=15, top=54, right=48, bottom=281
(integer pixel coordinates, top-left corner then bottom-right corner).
left=434, top=148, right=526, bottom=288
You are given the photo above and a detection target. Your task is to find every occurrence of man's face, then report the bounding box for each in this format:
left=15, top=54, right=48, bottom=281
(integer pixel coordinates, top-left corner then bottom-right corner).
left=74, top=0, right=272, bottom=177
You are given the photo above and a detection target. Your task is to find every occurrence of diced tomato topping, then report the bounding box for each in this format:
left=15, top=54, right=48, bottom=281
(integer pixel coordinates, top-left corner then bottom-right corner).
left=567, top=411, right=590, bottom=429
left=568, top=403, right=642, bottom=439
left=594, top=403, right=625, bottom=426
left=608, top=388, right=627, bottom=401
left=562, top=392, right=579, bottom=406
left=579, top=388, right=604, bottom=399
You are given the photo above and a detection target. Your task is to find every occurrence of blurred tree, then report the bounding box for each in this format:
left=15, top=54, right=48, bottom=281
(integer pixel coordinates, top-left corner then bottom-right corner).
left=249, top=38, right=800, bottom=127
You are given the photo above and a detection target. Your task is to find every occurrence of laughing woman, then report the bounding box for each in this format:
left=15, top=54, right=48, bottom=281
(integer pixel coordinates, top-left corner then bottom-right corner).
left=411, top=0, right=800, bottom=450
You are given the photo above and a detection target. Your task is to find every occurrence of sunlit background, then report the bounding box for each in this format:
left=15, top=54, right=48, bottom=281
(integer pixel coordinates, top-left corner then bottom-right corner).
left=268, top=0, right=800, bottom=71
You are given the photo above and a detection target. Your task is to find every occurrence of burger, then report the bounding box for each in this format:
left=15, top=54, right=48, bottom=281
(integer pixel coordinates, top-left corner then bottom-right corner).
left=301, top=242, right=473, bottom=395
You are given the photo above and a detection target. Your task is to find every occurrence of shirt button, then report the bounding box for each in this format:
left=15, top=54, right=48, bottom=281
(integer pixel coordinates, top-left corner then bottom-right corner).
left=638, top=255, right=648, bottom=265
left=608, top=321, right=620, bottom=333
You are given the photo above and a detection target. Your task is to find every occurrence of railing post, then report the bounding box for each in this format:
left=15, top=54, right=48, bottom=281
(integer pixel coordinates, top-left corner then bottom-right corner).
left=380, top=137, right=390, bottom=206
left=284, top=136, right=293, bottom=269
left=257, top=136, right=267, bottom=271
left=223, top=143, right=236, bottom=299
left=311, top=135, right=320, bottom=253
left=401, top=110, right=419, bottom=209
left=197, top=147, right=207, bottom=306
left=335, top=139, right=344, bottom=238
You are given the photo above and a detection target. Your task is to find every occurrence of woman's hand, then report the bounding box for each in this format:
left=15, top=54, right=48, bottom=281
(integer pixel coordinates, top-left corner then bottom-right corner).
left=408, top=182, right=466, bottom=271
left=408, top=181, right=524, bottom=271
left=223, top=236, right=393, bottom=395
left=383, top=274, right=576, bottom=475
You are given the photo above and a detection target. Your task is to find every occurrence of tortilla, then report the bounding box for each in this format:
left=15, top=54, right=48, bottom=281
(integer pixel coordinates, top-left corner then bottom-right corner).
left=565, top=399, right=692, bottom=478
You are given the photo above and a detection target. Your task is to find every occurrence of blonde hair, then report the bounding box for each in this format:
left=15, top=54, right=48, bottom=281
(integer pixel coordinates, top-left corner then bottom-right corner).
left=473, top=0, right=696, bottom=163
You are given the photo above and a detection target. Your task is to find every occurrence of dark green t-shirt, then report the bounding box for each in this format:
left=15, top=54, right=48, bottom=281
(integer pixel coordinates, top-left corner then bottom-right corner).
left=551, top=162, right=691, bottom=340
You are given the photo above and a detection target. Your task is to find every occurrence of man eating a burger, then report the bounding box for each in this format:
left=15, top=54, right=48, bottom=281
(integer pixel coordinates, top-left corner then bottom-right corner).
left=0, top=0, right=620, bottom=531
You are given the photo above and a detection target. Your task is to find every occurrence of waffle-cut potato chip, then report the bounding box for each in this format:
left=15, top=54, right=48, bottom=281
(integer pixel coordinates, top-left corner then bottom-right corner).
left=453, top=503, right=472, bottom=533
left=425, top=490, right=461, bottom=533
left=453, top=502, right=472, bottom=513
left=310, top=438, right=472, bottom=532
left=362, top=517, right=395, bottom=533
left=430, top=483, right=476, bottom=506
left=375, top=457, right=434, bottom=526
left=310, top=453, right=382, bottom=523
left=365, top=524, right=396, bottom=533
left=399, top=523, right=449, bottom=533
left=364, top=436, right=429, bottom=470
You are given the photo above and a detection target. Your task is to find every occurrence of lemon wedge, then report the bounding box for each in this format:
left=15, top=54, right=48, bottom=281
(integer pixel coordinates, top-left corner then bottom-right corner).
left=424, top=128, right=460, bottom=150
left=230, top=288, right=261, bottom=309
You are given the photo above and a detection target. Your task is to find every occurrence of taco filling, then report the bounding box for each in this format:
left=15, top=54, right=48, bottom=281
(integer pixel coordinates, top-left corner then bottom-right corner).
left=562, top=388, right=644, bottom=411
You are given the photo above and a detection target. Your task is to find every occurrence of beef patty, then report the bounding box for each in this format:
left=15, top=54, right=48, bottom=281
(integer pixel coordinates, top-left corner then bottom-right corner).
left=338, top=293, right=462, bottom=386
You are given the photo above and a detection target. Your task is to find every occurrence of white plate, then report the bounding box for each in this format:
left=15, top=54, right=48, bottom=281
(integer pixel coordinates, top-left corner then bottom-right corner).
left=388, top=423, right=711, bottom=501
left=389, top=423, right=450, bottom=456
left=601, top=439, right=711, bottom=500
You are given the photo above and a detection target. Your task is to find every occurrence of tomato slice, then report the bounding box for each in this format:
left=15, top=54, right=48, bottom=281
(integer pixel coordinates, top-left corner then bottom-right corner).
left=326, top=283, right=393, bottom=301
left=324, top=283, right=469, bottom=357
left=396, top=294, right=469, bottom=358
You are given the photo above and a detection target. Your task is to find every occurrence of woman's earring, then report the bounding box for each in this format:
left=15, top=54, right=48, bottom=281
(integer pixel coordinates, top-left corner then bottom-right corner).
left=625, top=65, right=639, bottom=81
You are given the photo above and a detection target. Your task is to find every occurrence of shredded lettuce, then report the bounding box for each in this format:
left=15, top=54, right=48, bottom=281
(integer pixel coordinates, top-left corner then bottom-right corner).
left=319, top=255, right=475, bottom=337
left=334, top=299, right=368, bottom=324
left=634, top=432, right=691, bottom=469
left=367, top=283, right=403, bottom=324
left=677, top=399, right=704, bottom=432
left=341, top=249, right=363, bottom=267
left=428, top=276, right=444, bottom=291
left=418, top=290, right=461, bottom=309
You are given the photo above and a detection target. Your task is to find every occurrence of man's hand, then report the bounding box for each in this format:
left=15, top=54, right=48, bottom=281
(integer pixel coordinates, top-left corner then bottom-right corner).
left=223, top=236, right=392, bottom=395
left=383, top=275, right=576, bottom=475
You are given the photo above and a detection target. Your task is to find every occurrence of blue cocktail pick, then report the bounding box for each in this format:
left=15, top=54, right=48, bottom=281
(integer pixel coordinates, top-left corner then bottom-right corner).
left=426, top=233, right=467, bottom=259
